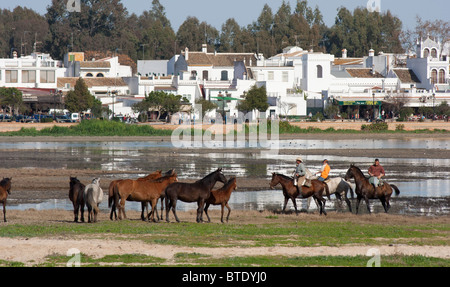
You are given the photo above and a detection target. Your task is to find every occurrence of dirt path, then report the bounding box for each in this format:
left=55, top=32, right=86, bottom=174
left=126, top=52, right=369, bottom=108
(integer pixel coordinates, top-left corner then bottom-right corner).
left=1, top=210, right=449, bottom=266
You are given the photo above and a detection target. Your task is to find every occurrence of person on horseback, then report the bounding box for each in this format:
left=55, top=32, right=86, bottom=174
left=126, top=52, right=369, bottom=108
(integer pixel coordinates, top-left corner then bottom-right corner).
left=294, top=157, right=306, bottom=187
left=316, top=159, right=330, bottom=182
left=368, top=159, right=385, bottom=189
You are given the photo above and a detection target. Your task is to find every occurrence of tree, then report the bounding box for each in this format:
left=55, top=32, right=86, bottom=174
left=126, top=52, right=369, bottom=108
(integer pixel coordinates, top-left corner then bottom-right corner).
left=177, top=17, right=218, bottom=52
left=195, top=98, right=218, bottom=117
left=237, top=85, right=269, bottom=113
left=132, top=91, right=184, bottom=121
left=65, top=78, right=95, bottom=113
left=0, top=87, right=23, bottom=117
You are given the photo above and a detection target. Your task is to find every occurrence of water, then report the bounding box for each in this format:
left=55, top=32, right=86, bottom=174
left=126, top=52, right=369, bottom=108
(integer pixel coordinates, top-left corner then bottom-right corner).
left=2, top=139, right=449, bottom=215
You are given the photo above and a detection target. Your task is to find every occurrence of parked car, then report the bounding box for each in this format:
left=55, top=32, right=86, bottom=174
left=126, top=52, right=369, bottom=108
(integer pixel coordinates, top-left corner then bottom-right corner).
left=56, top=115, right=72, bottom=123
left=15, top=115, right=35, bottom=123
left=0, top=115, right=11, bottom=122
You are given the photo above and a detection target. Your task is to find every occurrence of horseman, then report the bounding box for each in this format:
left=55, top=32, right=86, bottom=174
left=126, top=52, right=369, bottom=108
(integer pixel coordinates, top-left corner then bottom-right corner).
left=368, top=159, right=385, bottom=189
left=316, top=159, right=330, bottom=182
left=293, top=157, right=312, bottom=192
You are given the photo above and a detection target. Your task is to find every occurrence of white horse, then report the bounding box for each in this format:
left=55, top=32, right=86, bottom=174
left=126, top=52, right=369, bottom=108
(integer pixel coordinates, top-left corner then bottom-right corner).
left=84, top=178, right=103, bottom=223
left=307, top=177, right=354, bottom=212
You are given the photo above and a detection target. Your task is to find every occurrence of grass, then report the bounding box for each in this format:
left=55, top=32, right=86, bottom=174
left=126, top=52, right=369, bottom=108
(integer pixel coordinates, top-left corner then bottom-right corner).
left=0, top=218, right=449, bottom=267
left=0, top=120, right=448, bottom=137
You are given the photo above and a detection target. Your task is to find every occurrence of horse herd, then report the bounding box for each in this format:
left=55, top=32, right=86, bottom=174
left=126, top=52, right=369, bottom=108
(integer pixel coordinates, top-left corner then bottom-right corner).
left=0, top=165, right=400, bottom=224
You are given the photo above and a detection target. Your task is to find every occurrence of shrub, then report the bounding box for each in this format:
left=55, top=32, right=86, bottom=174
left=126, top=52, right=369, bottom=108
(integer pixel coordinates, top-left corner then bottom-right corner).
left=361, top=122, right=389, bottom=132
left=395, top=124, right=405, bottom=131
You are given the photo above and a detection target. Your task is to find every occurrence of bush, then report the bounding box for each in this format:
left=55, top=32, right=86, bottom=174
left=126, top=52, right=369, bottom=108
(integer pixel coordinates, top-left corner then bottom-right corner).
left=395, top=124, right=405, bottom=131
left=361, top=122, right=389, bottom=132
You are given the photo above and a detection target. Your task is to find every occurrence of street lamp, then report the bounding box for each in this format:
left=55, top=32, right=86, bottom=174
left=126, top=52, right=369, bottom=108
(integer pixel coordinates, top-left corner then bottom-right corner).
left=432, top=93, right=436, bottom=120
left=372, top=92, right=375, bottom=121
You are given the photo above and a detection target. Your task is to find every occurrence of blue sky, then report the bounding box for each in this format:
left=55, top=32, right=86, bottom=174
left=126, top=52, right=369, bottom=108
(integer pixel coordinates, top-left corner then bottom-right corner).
left=1, top=0, right=448, bottom=31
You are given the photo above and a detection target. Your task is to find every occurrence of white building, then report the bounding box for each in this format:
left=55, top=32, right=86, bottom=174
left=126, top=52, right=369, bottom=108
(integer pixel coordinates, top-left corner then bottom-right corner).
left=0, top=51, right=65, bottom=106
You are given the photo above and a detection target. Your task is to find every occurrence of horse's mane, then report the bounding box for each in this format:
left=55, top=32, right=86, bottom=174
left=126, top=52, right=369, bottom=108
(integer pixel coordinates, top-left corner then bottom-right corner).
left=351, top=165, right=367, bottom=178
left=217, top=177, right=236, bottom=191
left=0, top=178, right=10, bottom=186
left=152, top=173, right=177, bottom=183
left=196, top=168, right=222, bottom=183
left=275, top=173, right=293, bottom=181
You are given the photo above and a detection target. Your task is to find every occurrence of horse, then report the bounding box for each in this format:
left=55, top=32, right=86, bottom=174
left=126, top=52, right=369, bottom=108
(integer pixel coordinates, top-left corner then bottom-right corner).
left=69, top=177, right=86, bottom=222
left=143, top=169, right=176, bottom=221
left=204, top=177, right=237, bottom=223
left=108, top=170, right=162, bottom=220
left=84, top=178, right=104, bottom=223
left=0, top=178, right=12, bottom=223
left=113, top=172, right=178, bottom=222
left=344, top=165, right=400, bottom=214
left=269, top=173, right=330, bottom=215
left=306, top=177, right=354, bottom=212
left=165, top=168, right=227, bottom=223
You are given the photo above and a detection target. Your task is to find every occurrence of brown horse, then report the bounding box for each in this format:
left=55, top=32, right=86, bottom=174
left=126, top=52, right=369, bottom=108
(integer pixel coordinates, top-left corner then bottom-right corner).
left=108, top=170, right=162, bottom=220
left=0, top=178, right=12, bottom=223
left=204, top=177, right=237, bottom=223
left=69, top=177, right=85, bottom=222
left=269, top=173, right=330, bottom=215
left=113, top=172, right=178, bottom=221
left=344, top=165, right=400, bottom=214
left=165, top=168, right=227, bottom=223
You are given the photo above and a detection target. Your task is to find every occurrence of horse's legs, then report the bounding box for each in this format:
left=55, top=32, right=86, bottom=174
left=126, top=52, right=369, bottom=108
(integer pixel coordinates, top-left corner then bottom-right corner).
left=291, top=197, right=299, bottom=215
left=282, top=196, right=288, bottom=213
left=355, top=195, right=362, bottom=214
left=3, top=202, right=6, bottom=223
left=343, top=192, right=353, bottom=213
left=159, top=196, right=164, bottom=221
left=364, top=196, right=371, bottom=214
left=109, top=203, right=115, bottom=221
left=73, top=203, right=78, bottom=222
left=204, top=202, right=211, bottom=223
left=306, top=196, right=312, bottom=210
left=380, top=197, right=388, bottom=213
left=196, top=199, right=205, bottom=223
left=141, top=202, right=147, bottom=221
left=165, top=197, right=171, bottom=222
left=80, top=204, right=85, bottom=222
left=225, top=203, right=231, bottom=223
left=93, top=204, right=100, bottom=222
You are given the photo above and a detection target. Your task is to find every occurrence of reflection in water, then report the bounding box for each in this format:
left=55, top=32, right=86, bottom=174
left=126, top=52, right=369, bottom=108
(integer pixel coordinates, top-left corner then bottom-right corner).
left=7, top=191, right=450, bottom=217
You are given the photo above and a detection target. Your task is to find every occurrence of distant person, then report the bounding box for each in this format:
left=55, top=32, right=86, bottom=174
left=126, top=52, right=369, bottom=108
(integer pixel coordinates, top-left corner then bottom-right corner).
left=368, top=159, right=385, bottom=188
left=316, top=159, right=330, bottom=182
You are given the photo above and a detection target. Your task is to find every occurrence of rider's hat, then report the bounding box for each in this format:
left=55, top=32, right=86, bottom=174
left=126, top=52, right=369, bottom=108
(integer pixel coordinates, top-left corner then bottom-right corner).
left=296, top=157, right=303, bottom=162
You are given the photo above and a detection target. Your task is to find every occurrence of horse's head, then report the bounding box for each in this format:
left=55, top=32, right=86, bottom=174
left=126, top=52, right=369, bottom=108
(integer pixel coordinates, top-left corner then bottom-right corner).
left=215, top=168, right=227, bottom=184
left=269, top=173, right=280, bottom=189
left=1, top=178, right=12, bottom=194
left=228, top=177, right=237, bottom=191
left=92, top=178, right=100, bottom=185
left=164, top=169, right=175, bottom=176
left=344, top=165, right=356, bottom=181
left=170, top=172, right=178, bottom=183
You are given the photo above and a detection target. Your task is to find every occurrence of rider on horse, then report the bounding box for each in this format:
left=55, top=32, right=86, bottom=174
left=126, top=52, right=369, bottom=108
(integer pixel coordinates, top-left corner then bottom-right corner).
left=294, top=156, right=313, bottom=192
left=316, top=159, right=330, bottom=182
left=368, top=159, right=385, bottom=189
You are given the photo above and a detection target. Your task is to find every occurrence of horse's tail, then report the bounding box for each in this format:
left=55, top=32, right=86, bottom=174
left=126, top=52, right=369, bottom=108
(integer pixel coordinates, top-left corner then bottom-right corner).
left=108, top=181, right=115, bottom=208
left=324, top=182, right=330, bottom=200
left=345, top=180, right=355, bottom=199
left=391, top=184, right=400, bottom=196
left=113, top=183, right=120, bottom=209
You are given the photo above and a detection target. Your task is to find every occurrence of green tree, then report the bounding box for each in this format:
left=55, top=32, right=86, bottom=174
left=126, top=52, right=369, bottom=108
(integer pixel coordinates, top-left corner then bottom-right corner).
left=177, top=17, right=218, bottom=52
left=65, top=78, right=95, bottom=113
left=133, top=91, right=184, bottom=121
left=0, top=87, right=23, bottom=117
left=237, top=85, right=269, bottom=113
left=195, top=98, right=218, bottom=116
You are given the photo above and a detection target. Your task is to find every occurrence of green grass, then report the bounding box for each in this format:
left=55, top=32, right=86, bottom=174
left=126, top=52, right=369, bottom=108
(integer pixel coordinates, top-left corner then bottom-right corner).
left=1, top=218, right=448, bottom=267
left=1, top=120, right=448, bottom=137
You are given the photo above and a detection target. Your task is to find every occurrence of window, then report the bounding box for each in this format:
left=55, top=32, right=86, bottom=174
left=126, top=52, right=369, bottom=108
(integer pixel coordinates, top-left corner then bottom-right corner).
left=423, top=48, right=430, bottom=58
left=431, top=48, right=437, bottom=58
left=202, top=70, right=209, bottom=80
left=40, top=70, right=55, bottom=83
left=96, top=73, right=104, bottom=77
left=22, top=70, right=36, bottom=83
left=268, top=71, right=274, bottom=81
left=5, top=70, right=18, bottom=83
left=282, top=71, right=289, bottom=82
left=86, top=73, right=94, bottom=77
left=439, top=69, right=446, bottom=84
left=431, top=69, right=438, bottom=85
left=317, top=65, right=323, bottom=78
left=221, top=70, right=228, bottom=81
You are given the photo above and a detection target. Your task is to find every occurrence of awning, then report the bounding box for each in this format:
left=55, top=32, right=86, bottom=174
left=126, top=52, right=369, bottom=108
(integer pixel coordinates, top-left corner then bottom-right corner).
left=338, top=100, right=382, bottom=106
left=211, top=96, right=242, bottom=101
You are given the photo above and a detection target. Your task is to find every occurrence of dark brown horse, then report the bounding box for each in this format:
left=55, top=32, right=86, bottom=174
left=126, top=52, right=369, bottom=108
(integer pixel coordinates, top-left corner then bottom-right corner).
left=0, top=178, right=12, bottom=222
left=204, top=177, right=237, bottom=223
left=269, top=173, right=330, bottom=215
left=69, top=177, right=85, bottom=222
left=165, top=168, right=227, bottom=223
left=344, top=165, right=400, bottom=214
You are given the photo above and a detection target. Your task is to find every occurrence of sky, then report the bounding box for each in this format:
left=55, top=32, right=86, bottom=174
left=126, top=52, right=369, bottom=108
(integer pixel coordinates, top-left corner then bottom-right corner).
left=1, top=0, right=448, bottom=32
